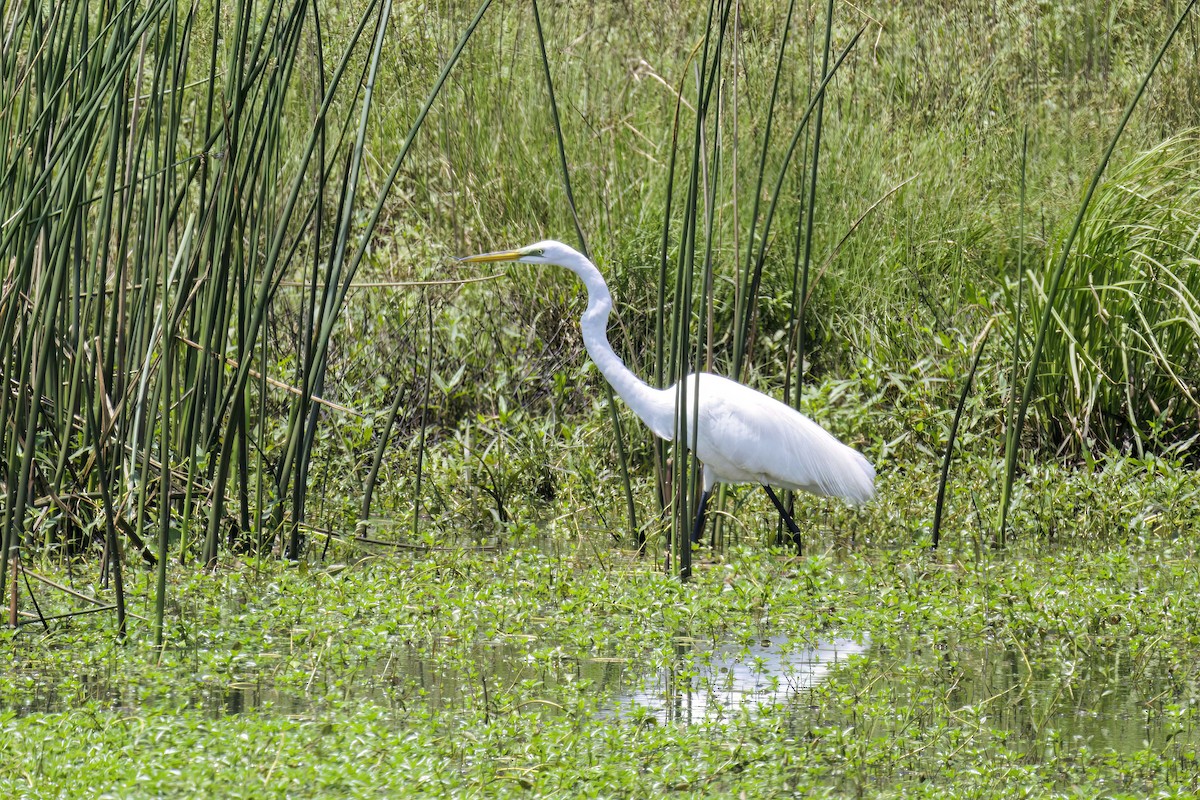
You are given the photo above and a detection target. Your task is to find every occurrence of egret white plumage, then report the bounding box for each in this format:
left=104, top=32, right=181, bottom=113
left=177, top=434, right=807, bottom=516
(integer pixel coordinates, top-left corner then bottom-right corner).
left=459, top=240, right=875, bottom=545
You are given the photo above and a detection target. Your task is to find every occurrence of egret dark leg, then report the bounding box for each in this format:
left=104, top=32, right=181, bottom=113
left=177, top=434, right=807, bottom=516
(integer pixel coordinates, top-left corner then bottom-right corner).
left=690, top=488, right=712, bottom=544
left=762, top=485, right=803, bottom=554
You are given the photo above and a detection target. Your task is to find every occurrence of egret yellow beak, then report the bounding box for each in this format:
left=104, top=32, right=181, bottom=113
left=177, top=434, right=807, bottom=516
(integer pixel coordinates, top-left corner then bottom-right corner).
left=457, top=249, right=522, bottom=263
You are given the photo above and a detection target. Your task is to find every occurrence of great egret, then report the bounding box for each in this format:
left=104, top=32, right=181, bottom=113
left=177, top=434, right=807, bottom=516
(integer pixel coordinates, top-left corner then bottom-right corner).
left=459, top=240, right=875, bottom=545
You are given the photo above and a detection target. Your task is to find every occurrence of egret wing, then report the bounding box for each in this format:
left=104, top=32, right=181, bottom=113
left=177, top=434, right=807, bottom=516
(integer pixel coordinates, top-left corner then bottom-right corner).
left=690, top=374, right=875, bottom=504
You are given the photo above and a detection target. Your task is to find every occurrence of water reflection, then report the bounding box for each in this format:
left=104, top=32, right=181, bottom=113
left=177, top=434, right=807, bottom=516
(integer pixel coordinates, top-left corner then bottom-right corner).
left=11, top=629, right=1198, bottom=761
left=612, top=635, right=870, bottom=724
left=872, top=638, right=1200, bottom=755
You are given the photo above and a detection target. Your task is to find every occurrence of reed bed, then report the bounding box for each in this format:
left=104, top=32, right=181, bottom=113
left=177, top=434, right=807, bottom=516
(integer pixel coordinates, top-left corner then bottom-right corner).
left=2, top=0, right=1198, bottom=635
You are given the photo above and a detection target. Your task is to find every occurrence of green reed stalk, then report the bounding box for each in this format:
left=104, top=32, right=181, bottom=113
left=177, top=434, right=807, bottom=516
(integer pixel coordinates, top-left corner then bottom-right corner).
left=932, top=318, right=995, bottom=549
left=670, top=0, right=731, bottom=579
left=997, top=127, right=1028, bottom=546
left=793, top=0, right=834, bottom=413
left=650, top=52, right=692, bottom=539
left=155, top=218, right=193, bottom=647
left=732, top=0, right=798, bottom=382
left=82, top=347, right=127, bottom=640
left=690, top=0, right=734, bottom=549
left=532, top=0, right=637, bottom=543
left=776, top=0, right=835, bottom=554
left=667, top=2, right=714, bottom=579
left=732, top=24, right=864, bottom=381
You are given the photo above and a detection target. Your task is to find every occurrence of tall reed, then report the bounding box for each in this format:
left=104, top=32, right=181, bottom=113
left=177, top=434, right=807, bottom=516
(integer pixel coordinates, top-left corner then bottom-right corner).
left=0, top=0, right=493, bottom=629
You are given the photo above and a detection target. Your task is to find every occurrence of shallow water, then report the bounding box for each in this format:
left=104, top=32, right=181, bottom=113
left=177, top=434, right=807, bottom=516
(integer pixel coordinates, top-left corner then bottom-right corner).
left=610, top=635, right=869, bottom=724
left=872, top=636, right=1200, bottom=755
left=11, top=629, right=1198, bottom=760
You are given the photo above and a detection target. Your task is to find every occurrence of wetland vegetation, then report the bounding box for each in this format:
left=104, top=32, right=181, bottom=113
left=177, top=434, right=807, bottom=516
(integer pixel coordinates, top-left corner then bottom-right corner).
left=3, top=0, right=1200, bottom=796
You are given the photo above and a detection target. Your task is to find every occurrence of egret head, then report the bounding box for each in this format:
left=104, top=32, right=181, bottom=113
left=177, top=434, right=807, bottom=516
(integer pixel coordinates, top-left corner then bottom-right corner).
left=457, top=239, right=579, bottom=266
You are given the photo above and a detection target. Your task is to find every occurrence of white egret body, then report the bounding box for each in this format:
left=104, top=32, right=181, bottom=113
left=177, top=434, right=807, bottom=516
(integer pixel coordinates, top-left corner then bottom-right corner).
left=460, top=240, right=875, bottom=542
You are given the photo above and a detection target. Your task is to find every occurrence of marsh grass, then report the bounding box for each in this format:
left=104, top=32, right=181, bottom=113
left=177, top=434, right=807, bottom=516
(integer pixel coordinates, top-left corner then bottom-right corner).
left=0, top=0, right=518, bottom=646
left=1009, top=131, right=1200, bottom=456
left=996, top=0, right=1199, bottom=542
left=5, top=484, right=1200, bottom=795
left=5, top=2, right=1200, bottom=793
left=2, top=0, right=1200, bottom=634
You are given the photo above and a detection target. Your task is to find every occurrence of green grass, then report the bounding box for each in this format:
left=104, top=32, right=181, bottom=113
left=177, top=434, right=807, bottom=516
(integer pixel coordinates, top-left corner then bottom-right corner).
left=1005, top=131, right=1200, bottom=457
left=5, top=471, right=1200, bottom=796
left=3, top=0, right=1198, bottom=568
left=4, top=1, right=1200, bottom=794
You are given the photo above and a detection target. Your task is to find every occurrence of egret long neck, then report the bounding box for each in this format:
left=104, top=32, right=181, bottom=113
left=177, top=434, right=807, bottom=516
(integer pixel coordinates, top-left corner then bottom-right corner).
left=560, top=253, right=674, bottom=439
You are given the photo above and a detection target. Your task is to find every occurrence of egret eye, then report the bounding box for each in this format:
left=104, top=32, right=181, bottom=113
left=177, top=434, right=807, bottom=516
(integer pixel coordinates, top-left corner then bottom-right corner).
left=524, top=248, right=545, bottom=258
